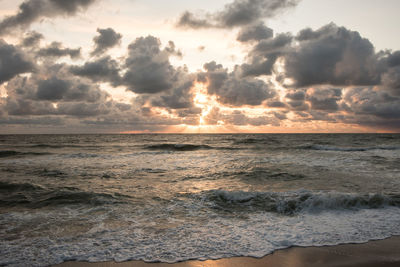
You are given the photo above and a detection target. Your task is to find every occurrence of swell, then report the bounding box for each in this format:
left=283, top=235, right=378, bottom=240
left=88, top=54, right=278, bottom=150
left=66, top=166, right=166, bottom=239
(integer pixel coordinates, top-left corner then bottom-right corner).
left=299, top=144, right=400, bottom=152
left=145, top=143, right=220, bottom=151
left=233, top=137, right=280, bottom=145
left=0, top=181, right=130, bottom=208
left=183, top=190, right=400, bottom=215
left=0, top=150, right=51, bottom=158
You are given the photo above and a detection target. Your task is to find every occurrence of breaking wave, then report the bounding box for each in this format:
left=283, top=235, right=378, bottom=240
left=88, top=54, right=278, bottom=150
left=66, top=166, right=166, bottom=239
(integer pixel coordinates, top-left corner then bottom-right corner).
left=185, top=190, right=400, bottom=215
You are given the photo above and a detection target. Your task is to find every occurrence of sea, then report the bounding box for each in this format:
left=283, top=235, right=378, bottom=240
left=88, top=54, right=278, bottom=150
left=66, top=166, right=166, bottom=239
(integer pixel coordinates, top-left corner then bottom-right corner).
left=0, top=134, right=399, bottom=266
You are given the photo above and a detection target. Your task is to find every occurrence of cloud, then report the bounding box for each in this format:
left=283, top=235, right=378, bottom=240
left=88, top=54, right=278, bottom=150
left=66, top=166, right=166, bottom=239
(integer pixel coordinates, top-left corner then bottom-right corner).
left=176, top=11, right=213, bottom=29
left=21, top=31, right=44, bottom=47
left=306, top=88, right=342, bottom=111
left=91, top=28, right=122, bottom=56
left=342, top=87, right=400, bottom=130
left=70, top=56, right=121, bottom=86
left=203, top=107, right=279, bottom=126
left=201, top=61, right=276, bottom=106
left=284, top=23, right=383, bottom=87
left=150, top=77, right=195, bottom=110
left=37, top=41, right=81, bottom=59
left=382, top=66, right=400, bottom=96
left=0, top=0, right=97, bottom=35
left=6, top=62, right=108, bottom=104
left=240, top=33, right=292, bottom=76
left=237, top=22, right=273, bottom=42
left=122, top=36, right=182, bottom=94
left=177, top=0, right=300, bottom=29
left=0, top=39, right=35, bottom=84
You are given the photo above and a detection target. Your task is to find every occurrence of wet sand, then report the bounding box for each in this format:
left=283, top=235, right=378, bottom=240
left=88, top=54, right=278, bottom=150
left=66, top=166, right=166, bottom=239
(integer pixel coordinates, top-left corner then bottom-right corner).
left=55, top=236, right=400, bottom=267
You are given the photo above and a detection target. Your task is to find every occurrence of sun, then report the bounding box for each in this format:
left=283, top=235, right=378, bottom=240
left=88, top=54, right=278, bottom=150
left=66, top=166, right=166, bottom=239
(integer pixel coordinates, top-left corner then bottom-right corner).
left=192, top=82, right=216, bottom=126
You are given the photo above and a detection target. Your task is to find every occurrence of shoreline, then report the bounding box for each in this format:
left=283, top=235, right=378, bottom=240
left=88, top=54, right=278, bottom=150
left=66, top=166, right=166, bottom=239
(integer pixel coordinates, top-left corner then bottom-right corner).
left=55, top=236, right=400, bottom=267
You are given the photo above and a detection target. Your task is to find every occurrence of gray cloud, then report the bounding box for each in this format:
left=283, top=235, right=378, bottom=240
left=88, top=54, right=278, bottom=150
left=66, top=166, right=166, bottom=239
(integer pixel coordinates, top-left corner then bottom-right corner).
left=122, top=36, right=180, bottom=94
left=21, top=31, right=44, bottom=47
left=382, top=66, right=400, bottom=96
left=284, top=23, right=383, bottom=87
left=91, top=28, right=122, bottom=56
left=177, top=0, right=300, bottom=29
left=37, top=42, right=81, bottom=59
left=0, top=0, right=97, bottom=35
left=0, top=39, right=35, bottom=84
left=306, top=88, right=342, bottom=111
left=176, top=11, right=213, bottom=29
left=203, top=107, right=279, bottom=126
left=70, top=56, right=121, bottom=86
left=240, top=33, right=292, bottom=76
left=36, top=77, right=70, bottom=100
left=201, top=61, right=276, bottom=106
left=285, top=90, right=305, bottom=101
left=150, top=78, right=195, bottom=110
left=6, top=62, right=108, bottom=105
left=387, top=51, right=400, bottom=67
left=35, top=76, right=106, bottom=102
left=237, top=22, right=273, bottom=42
left=342, top=87, right=400, bottom=130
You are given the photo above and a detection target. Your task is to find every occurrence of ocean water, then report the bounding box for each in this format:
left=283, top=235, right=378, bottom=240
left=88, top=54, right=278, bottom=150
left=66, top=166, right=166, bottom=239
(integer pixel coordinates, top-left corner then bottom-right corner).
left=0, top=134, right=399, bottom=266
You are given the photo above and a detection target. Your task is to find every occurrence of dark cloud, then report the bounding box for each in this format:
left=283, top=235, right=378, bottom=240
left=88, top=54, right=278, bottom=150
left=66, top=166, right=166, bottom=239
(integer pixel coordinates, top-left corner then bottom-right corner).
left=237, top=22, right=273, bottom=42
left=177, top=0, right=300, bottom=29
left=0, top=39, right=35, bottom=84
left=21, top=31, right=44, bottom=47
left=150, top=78, right=195, bottom=109
left=0, top=0, right=97, bottom=35
left=240, top=33, right=292, bottom=76
left=0, top=116, right=63, bottom=125
left=48, top=0, right=96, bottom=14
left=122, top=36, right=181, bottom=94
left=265, top=100, right=287, bottom=108
left=306, top=88, right=342, bottom=111
left=37, top=42, right=81, bottom=59
left=284, top=23, right=383, bottom=87
left=6, top=62, right=108, bottom=105
left=286, top=100, right=309, bottom=111
left=285, top=90, right=305, bottom=101
left=201, top=61, right=276, bottom=106
left=36, top=77, right=70, bottom=100
left=176, top=11, right=213, bottom=29
left=204, top=107, right=279, bottom=126
left=387, top=51, right=400, bottom=67
left=35, top=76, right=106, bottom=102
left=225, top=110, right=279, bottom=126
left=91, top=28, right=122, bottom=56
left=382, top=66, right=400, bottom=96
left=342, top=87, right=400, bottom=130
left=55, top=101, right=111, bottom=117
left=70, top=56, right=121, bottom=86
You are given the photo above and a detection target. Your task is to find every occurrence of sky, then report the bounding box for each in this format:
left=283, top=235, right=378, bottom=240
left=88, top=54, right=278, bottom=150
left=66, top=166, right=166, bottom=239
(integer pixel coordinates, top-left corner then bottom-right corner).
left=0, top=0, right=400, bottom=133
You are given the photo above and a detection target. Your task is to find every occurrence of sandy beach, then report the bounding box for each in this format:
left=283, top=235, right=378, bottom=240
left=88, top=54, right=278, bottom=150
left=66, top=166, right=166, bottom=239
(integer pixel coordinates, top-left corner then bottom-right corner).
left=55, top=236, right=400, bottom=267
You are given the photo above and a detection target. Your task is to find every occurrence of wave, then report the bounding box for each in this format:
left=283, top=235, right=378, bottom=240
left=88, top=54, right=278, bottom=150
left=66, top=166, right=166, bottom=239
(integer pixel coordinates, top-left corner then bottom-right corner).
left=0, top=181, right=130, bottom=208
left=233, top=137, right=279, bottom=145
left=144, top=143, right=240, bottom=151
left=0, top=150, right=50, bottom=158
left=300, top=144, right=400, bottom=152
left=185, top=190, right=400, bottom=215
left=0, top=181, right=44, bottom=192
left=145, top=144, right=214, bottom=151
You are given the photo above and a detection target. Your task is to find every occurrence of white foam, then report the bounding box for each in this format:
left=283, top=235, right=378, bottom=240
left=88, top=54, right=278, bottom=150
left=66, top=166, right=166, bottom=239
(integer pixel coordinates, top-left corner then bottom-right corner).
left=1, top=200, right=399, bottom=266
